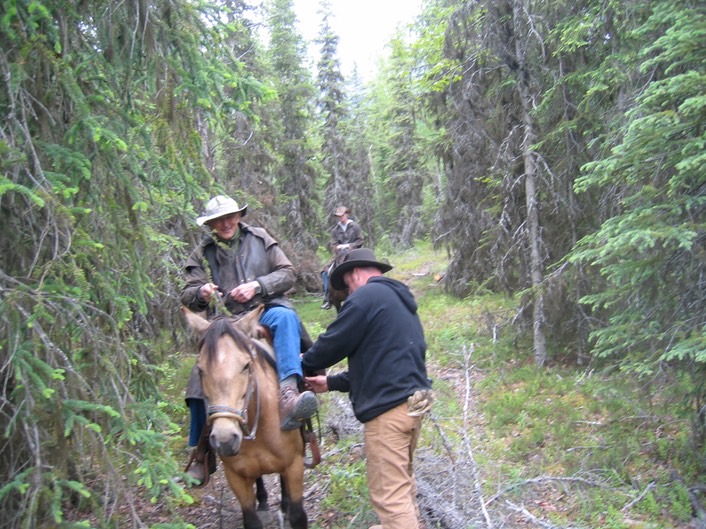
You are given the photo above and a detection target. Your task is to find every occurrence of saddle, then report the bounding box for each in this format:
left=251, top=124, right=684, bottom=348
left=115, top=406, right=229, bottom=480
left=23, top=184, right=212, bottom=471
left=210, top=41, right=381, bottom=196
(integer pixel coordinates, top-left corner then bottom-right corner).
left=255, top=322, right=323, bottom=468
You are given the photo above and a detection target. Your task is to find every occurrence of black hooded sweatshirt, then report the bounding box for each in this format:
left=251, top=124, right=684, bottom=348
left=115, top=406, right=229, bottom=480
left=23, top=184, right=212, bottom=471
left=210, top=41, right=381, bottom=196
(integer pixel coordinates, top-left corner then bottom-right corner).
left=301, top=276, right=431, bottom=423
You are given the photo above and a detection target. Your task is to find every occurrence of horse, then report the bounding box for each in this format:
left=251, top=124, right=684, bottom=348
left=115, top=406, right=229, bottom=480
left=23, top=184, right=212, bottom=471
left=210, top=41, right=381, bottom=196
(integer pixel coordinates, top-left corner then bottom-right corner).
left=326, top=250, right=350, bottom=313
left=182, top=305, right=308, bottom=529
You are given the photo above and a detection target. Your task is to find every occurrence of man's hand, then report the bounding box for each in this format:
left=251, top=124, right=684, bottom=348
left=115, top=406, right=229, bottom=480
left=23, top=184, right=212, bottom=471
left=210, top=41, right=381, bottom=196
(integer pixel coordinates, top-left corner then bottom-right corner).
left=229, top=281, right=260, bottom=303
left=407, top=389, right=435, bottom=417
left=304, top=375, right=329, bottom=394
left=199, top=282, right=220, bottom=301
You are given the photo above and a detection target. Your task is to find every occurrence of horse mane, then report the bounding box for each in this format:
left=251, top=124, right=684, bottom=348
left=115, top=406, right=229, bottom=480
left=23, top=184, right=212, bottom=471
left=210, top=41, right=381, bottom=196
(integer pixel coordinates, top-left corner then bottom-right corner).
left=200, top=316, right=252, bottom=368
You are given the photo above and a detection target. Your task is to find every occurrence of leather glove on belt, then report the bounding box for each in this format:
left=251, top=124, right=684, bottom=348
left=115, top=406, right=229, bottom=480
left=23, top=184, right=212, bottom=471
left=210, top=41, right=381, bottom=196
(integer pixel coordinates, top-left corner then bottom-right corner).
left=407, top=389, right=435, bottom=417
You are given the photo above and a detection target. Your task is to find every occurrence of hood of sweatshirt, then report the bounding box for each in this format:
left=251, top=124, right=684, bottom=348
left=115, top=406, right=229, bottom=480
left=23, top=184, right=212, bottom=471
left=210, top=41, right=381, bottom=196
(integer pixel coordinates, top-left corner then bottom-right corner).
left=369, top=276, right=418, bottom=314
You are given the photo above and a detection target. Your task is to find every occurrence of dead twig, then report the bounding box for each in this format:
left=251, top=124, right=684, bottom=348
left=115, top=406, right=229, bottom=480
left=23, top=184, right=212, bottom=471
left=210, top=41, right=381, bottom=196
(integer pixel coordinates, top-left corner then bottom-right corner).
left=462, top=343, right=493, bottom=529
left=621, top=481, right=655, bottom=512
left=485, top=475, right=611, bottom=507
left=504, top=500, right=582, bottom=529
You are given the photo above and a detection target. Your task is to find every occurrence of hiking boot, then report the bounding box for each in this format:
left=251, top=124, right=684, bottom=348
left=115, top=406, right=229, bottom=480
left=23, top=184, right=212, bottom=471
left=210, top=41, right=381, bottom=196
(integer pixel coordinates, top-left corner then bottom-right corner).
left=279, top=385, right=318, bottom=430
left=184, top=445, right=216, bottom=488
left=320, top=301, right=331, bottom=310
left=184, top=449, right=207, bottom=487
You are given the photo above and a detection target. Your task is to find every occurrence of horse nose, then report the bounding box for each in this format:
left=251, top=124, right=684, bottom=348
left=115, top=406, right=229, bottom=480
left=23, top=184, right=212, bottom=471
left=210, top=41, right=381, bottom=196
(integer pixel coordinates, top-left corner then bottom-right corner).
left=210, top=427, right=242, bottom=457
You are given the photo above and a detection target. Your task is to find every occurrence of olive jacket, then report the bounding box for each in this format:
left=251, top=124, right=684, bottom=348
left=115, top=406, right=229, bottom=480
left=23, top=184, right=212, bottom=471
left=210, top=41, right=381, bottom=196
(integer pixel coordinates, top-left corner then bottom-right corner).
left=180, top=221, right=295, bottom=318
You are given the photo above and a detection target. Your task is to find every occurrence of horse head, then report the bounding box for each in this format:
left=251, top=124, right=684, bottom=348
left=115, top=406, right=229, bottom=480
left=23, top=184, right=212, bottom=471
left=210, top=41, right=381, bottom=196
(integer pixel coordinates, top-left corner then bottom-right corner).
left=182, top=306, right=265, bottom=457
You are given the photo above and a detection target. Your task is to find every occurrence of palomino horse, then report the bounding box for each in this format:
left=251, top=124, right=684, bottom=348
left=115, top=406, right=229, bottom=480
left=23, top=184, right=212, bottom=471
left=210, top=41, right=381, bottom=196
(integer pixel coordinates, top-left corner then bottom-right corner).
left=182, top=306, right=308, bottom=529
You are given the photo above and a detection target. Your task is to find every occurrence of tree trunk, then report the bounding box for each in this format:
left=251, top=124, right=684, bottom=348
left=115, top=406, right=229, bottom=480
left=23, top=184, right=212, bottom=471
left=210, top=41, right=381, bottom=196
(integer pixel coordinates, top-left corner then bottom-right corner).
left=514, top=0, right=547, bottom=366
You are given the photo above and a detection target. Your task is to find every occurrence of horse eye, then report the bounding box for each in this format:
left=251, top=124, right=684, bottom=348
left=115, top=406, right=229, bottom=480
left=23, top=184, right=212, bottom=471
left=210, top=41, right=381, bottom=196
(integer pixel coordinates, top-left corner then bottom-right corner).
left=241, top=362, right=251, bottom=374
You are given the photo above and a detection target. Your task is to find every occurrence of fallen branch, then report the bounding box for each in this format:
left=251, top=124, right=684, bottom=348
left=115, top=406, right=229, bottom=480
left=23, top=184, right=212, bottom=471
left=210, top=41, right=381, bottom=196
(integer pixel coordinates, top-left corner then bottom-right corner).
left=416, top=476, right=474, bottom=529
left=621, top=481, right=655, bottom=512
left=485, top=475, right=610, bottom=507
left=462, top=343, right=493, bottom=529
left=504, top=500, right=582, bottom=529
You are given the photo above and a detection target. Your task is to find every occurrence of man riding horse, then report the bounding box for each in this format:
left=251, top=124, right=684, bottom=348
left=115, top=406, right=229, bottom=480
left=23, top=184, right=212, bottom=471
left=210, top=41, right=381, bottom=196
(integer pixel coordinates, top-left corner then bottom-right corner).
left=320, top=206, right=363, bottom=310
left=180, top=195, right=318, bottom=485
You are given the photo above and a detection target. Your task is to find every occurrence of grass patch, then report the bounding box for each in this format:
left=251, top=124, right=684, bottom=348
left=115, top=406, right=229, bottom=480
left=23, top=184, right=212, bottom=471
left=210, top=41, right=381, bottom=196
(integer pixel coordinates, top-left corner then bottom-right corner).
left=476, top=353, right=702, bottom=527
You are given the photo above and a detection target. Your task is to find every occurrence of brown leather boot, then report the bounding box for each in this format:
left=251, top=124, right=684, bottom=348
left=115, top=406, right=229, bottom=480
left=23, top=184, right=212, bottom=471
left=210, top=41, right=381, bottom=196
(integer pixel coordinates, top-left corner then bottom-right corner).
left=186, top=448, right=207, bottom=487
left=279, top=384, right=318, bottom=431
left=184, top=424, right=216, bottom=487
left=185, top=449, right=207, bottom=486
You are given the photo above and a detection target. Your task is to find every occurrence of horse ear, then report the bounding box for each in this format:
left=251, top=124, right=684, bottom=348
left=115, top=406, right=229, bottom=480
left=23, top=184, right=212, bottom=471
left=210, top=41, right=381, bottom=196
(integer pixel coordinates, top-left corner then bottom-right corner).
left=235, top=304, right=265, bottom=338
left=181, top=306, right=210, bottom=335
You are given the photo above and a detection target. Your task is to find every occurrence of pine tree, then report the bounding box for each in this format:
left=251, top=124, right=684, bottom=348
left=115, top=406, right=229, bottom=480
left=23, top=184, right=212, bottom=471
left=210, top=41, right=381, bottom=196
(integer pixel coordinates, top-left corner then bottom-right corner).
left=316, top=0, right=353, bottom=215
left=422, top=0, right=652, bottom=364
left=0, top=1, right=265, bottom=526
left=569, top=0, right=706, bottom=436
left=266, top=0, right=320, bottom=254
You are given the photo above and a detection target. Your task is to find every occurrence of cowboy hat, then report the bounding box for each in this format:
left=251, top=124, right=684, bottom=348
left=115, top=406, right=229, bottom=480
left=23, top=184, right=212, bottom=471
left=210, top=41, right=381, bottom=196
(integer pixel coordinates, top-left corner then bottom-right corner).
left=196, top=195, right=247, bottom=226
left=333, top=206, right=350, bottom=217
left=330, top=248, right=393, bottom=290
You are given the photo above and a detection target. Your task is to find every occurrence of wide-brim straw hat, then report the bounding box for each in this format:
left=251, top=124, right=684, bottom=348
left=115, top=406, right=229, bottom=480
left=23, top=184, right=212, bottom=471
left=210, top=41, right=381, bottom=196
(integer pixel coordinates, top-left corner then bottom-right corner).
left=333, top=206, right=350, bottom=216
left=330, top=248, right=393, bottom=290
left=196, top=195, right=247, bottom=226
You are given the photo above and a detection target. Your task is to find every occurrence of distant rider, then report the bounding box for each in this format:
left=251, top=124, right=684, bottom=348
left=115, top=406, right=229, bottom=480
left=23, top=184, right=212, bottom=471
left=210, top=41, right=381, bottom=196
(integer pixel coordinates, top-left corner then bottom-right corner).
left=320, top=206, right=363, bottom=309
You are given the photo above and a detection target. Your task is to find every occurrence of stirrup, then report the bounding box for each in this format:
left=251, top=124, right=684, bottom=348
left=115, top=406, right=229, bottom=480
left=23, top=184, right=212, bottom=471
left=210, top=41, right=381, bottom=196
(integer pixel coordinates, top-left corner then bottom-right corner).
left=184, top=447, right=216, bottom=488
left=303, top=427, right=321, bottom=468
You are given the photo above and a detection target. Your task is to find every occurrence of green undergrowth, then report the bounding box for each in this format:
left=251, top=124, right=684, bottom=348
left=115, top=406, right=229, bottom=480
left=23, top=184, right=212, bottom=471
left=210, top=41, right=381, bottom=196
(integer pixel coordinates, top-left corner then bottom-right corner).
left=293, top=242, right=705, bottom=529
left=475, top=356, right=702, bottom=528
left=160, top=242, right=704, bottom=528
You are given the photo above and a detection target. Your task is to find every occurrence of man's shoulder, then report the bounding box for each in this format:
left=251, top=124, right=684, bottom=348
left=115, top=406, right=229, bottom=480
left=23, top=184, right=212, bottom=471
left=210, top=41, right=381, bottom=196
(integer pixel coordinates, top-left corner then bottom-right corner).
left=189, top=235, right=213, bottom=256
left=242, top=223, right=278, bottom=246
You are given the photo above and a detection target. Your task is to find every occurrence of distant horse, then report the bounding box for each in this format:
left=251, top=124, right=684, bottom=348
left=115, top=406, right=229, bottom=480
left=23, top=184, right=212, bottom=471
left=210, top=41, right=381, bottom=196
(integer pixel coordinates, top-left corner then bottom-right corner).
left=326, top=251, right=350, bottom=313
left=182, top=306, right=308, bottom=529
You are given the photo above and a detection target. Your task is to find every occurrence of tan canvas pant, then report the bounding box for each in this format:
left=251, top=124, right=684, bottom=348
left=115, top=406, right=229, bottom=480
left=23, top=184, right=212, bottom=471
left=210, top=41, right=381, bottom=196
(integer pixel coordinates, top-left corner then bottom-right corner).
left=364, top=401, right=423, bottom=529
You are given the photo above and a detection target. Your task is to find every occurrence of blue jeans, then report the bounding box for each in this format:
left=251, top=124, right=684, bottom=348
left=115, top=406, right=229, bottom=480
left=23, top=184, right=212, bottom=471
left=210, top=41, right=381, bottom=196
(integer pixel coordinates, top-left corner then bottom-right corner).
left=259, top=305, right=303, bottom=381
left=321, top=270, right=329, bottom=297
left=188, top=305, right=303, bottom=446
left=187, top=398, right=207, bottom=446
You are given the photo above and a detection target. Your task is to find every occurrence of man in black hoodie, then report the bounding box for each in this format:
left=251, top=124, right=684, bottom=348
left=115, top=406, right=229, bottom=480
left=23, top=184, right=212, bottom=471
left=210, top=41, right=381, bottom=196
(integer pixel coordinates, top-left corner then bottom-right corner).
left=302, top=248, right=433, bottom=529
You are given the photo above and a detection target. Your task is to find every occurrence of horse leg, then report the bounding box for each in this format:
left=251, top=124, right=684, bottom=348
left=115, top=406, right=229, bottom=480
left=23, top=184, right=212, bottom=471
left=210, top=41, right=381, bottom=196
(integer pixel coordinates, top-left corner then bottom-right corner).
left=224, top=472, right=264, bottom=529
left=280, top=475, right=289, bottom=514
left=255, top=476, right=269, bottom=511
left=281, top=465, right=308, bottom=529
left=242, top=507, right=263, bottom=529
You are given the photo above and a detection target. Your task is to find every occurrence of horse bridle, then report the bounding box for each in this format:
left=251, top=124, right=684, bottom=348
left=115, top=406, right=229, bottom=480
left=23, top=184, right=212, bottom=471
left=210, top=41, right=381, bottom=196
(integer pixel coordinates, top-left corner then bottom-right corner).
left=206, top=337, right=270, bottom=441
